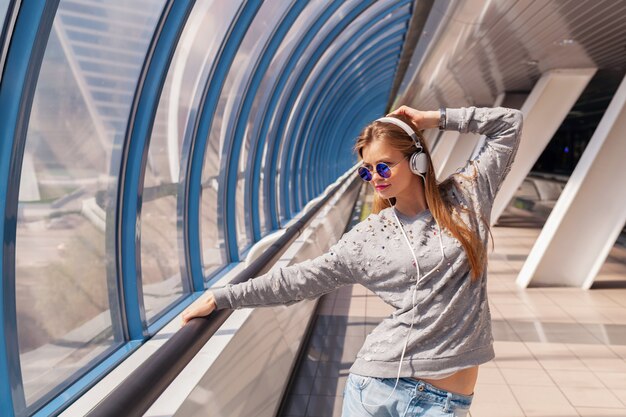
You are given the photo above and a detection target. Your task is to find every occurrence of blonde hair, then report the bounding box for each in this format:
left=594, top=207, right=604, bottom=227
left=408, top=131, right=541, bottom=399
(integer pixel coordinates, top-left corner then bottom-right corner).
left=353, top=114, right=493, bottom=282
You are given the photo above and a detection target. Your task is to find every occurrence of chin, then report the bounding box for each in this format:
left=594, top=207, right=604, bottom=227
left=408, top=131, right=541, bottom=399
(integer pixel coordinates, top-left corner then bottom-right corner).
left=376, top=189, right=395, bottom=199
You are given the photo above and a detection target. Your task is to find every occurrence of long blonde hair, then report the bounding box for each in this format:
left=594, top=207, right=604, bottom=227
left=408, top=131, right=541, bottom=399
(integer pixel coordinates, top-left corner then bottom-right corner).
left=353, top=114, right=492, bottom=282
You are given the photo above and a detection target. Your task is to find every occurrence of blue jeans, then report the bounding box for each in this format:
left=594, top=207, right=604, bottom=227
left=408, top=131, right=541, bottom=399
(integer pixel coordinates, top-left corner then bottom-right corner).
left=342, top=373, right=473, bottom=417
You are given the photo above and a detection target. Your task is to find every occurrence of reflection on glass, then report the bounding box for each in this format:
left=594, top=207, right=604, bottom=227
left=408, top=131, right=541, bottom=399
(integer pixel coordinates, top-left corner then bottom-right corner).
left=289, top=4, right=410, bottom=209
left=211, top=0, right=292, bottom=256
left=192, top=2, right=244, bottom=274
left=245, top=0, right=327, bottom=239
left=272, top=0, right=359, bottom=225
left=0, top=0, right=10, bottom=81
left=15, top=1, right=165, bottom=408
left=141, top=0, right=243, bottom=318
left=0, top=0, right=9, bottom=30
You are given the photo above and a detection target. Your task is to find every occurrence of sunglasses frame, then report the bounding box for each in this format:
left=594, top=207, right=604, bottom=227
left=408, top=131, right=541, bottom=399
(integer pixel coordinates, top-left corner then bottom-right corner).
left=358, top=156, right=408, bottom=182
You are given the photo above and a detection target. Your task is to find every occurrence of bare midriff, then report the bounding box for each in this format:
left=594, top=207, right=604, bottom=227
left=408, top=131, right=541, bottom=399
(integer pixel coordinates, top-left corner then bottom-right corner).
left=411, top=365, right=479, bottom=396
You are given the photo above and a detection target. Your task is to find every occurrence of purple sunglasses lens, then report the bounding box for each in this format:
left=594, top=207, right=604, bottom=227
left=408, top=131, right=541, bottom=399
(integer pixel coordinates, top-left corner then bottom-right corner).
left=358, top=166, right=372, bottom=181
left=358, top=162, right=395, bottom=181
left=376, top=163, right=392, bottom=178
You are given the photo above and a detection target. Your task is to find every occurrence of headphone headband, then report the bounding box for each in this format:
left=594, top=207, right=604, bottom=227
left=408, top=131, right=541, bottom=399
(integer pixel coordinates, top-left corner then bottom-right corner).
left=375, top=116, right=422, bottom=148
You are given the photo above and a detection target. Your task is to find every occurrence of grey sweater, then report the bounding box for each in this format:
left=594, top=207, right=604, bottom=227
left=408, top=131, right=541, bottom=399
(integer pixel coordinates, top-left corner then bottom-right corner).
left=212, top=106, right=523, bottom=379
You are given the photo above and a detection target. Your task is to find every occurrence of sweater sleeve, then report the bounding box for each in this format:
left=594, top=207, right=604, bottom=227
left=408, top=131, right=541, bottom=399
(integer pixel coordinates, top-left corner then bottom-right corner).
left=211, top=223, right=362, bottom=310
left=446, top=106, right=524, bottom=207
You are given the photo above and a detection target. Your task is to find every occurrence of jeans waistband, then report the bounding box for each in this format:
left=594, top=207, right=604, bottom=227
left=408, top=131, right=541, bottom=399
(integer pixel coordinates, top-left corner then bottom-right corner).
left=402, top=378, right=473, bottom=405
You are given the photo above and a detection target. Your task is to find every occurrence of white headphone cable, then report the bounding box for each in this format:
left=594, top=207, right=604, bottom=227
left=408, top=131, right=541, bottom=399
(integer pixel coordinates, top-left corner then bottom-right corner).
left=359, top=203, right=446, bottom=409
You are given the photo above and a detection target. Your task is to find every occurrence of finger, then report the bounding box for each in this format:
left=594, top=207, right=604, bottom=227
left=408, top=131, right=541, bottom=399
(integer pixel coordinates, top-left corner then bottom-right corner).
left=386, top=105, right=404, bottom=116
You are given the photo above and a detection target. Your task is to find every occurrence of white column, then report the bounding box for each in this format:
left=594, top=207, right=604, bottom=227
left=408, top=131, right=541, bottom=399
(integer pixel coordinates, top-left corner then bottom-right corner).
left=422, top=128, right=439, bottom=150
left=437, top=93, right=528, bottom=181
left=437, top=132, right=480, bottom=180
left=18, top=152, right=40, bottom=201
left=432, top=130, right=461, bottom=181
left=491, top=68, right=596, bottom=225
left=518, top=72, right=626, bottom=289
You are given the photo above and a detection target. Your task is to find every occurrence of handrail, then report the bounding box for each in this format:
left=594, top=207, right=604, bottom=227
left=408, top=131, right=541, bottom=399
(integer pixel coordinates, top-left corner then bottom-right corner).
left=86, top=168, right=360, bottom=417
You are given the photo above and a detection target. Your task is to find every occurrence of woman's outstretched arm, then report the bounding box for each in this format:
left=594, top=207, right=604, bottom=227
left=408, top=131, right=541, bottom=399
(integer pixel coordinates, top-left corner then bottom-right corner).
left=181, top=225, right=361, bottom=325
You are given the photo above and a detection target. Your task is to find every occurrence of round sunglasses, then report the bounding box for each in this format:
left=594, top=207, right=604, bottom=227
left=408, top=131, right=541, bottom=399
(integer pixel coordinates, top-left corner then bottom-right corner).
left=357, top=156, right=408, bottom=182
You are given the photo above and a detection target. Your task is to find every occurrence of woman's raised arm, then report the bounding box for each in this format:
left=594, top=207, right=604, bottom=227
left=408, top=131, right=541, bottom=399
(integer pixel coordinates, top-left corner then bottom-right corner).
left=445, top=106, right=524, bottom=205
left=389, top=105, right=523, bottom=206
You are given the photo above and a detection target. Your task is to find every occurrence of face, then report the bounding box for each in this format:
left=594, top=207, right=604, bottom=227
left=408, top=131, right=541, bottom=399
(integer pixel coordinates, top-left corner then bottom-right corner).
left=360, top=138, right=420, bottom=200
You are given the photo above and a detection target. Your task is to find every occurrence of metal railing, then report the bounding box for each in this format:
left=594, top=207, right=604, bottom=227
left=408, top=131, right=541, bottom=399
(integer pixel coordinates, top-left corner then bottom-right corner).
left=86, top=170, right=360, bottom=417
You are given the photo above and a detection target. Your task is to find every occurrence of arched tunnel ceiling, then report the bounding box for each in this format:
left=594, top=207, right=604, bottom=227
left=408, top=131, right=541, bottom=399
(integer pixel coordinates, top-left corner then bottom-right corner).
left=398, top=0, right=626, bottom=108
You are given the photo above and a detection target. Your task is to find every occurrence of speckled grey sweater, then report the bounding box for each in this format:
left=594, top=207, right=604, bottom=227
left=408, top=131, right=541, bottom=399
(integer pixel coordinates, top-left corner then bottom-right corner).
left=212, top=106, right=523, bottom=379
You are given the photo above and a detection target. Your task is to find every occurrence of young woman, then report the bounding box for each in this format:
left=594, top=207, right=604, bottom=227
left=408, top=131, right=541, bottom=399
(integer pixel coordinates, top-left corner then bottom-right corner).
left=181, top=105, right=523, bottom=417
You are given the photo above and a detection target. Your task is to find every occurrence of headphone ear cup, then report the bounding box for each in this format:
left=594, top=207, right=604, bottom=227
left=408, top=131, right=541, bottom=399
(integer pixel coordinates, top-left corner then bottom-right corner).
left=410, top=152, right=428, bottom=175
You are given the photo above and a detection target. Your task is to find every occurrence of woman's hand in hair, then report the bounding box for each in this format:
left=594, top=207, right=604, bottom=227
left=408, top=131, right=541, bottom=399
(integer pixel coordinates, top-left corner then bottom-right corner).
left=181, top=292, right=217, bottom=326
left=387, top=105, right=440, bottom=130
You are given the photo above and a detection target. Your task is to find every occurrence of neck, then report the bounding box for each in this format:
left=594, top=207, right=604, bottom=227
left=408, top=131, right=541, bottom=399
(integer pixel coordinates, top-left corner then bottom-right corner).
left=392, top=178, right=428, bottom=217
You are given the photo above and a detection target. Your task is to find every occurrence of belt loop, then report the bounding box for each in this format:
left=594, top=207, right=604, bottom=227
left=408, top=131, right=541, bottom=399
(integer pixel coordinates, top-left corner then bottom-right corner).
left=444, top=392, right=452, bottom=412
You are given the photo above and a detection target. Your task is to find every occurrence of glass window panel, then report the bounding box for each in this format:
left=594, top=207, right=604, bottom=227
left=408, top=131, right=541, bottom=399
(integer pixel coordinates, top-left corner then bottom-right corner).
left=158, top=2, right=243, bottom=281
left=287, top=6, right=410, bottom=209
left=0, top=0, right=11, bottom=80
left=0, top=0, right=9, bottom=31
left=141, top=0, right=242, bottom=318
left=243, top=0, right=327, bottom=238
left=206, top=0, right=293, bottom=257
left=273, top=0, right=361, bottom=224
left=15, top=0, right=166, bottom=408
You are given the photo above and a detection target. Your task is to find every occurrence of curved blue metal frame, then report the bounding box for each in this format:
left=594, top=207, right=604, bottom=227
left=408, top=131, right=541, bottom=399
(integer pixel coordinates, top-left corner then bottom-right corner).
left=244, top=1, right=331, bottom=242
left=117, top=0, right=196, bottom=338
left=320, top=73, right=394, bottom=183
left=0, top=2, right=60, bottom=415
left=297, top=26, right=406, bottom=200
left=285, top=2, right=410, bottom=213
left=185, top=0, right=262, bottom=269
left=308, top=43, right=404, bottom=204
left=251, top=0, right=344, bottom=234
left=328, top=89, right=390, bottom=185
left=308, top=54, right=399, bottom=197
left=316, top=73, right=395, bottom=196
left=178, top=2, right=249, bottom=290
left=0, top=0, right=414, bottom=415
left=323, top=80, right=394, bottom=184
left=316, top=75, right=392, bottom=190
left=305, top=41, right=402, bottom=201
left=0, top=0, right=19, bottom=82
left=220, top=0, right=306, bottom=258
left=291, top=20, right=408, bottom=209
left=274, top=0, right=378, bottom=223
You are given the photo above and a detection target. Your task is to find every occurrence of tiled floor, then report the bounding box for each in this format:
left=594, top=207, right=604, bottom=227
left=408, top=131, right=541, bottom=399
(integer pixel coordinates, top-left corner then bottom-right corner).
left=281, top=204, right=626, bottom=416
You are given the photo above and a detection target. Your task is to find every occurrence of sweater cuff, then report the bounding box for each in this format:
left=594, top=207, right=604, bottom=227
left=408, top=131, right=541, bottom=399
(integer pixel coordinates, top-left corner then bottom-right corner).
left=444, top=107, right=468, bottom=132
left=211, top=286, right=233, bottom=310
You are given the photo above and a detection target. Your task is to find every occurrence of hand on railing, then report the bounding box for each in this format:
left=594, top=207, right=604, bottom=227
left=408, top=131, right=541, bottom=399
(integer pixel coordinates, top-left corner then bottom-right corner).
left=181, top=292, right=217, bottom=326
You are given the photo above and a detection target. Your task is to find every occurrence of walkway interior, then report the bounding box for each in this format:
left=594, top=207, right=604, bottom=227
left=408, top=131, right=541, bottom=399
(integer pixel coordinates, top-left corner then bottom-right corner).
left=281, top=191, right=626, bottom=417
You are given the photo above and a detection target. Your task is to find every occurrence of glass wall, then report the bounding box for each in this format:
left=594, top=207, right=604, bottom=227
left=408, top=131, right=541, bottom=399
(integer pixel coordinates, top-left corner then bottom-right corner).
left=243, top=0, right=327, bottom=240
left=204, top=0, right=291, bottom=257
left=165, top=1, right=246, bottom=279
left=0, top=0, right=9, bottom=32
left=0, top=0, right=12, bottom=80
left=271, top=0, right=361, bottom=225
left=140, top=0, right=242, bottom=322
left=14, top=0, right=165, bottom=408
left=0, top=0, right=412, bottom=414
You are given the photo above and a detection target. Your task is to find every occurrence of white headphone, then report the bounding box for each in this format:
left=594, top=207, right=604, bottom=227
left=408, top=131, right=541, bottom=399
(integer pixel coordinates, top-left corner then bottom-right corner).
left=375, top=117, right=429, bottom=179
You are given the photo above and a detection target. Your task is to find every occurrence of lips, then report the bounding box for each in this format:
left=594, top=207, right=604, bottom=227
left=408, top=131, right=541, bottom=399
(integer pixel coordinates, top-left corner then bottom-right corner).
left=375, top=184, right=390, bottom=191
